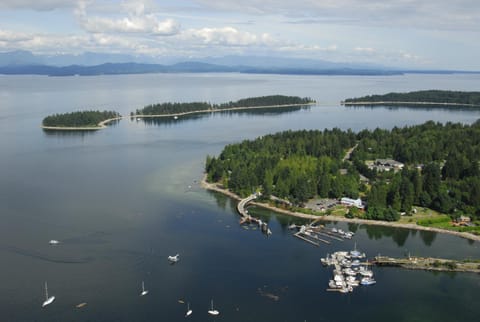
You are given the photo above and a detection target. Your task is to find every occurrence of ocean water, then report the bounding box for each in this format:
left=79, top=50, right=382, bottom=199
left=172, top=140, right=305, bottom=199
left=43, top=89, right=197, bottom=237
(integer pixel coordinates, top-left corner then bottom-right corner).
left=0, top=73, right=479, bottom=321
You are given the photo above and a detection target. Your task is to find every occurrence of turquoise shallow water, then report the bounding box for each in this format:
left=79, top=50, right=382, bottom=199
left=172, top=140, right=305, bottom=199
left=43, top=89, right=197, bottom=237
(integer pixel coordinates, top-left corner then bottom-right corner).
left=0, top=73, right=479, bottom=321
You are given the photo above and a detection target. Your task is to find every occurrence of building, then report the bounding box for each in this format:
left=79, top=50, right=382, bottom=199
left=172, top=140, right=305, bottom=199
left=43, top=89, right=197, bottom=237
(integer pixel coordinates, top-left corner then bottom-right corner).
left=340, top=197, right=364, bottom=209
left=366, top=159, right=404, bottom=172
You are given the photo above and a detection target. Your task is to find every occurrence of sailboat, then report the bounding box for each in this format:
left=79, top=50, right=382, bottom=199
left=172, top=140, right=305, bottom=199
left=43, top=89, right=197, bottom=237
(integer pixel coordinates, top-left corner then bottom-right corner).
left=207, top=299, right=219, bottom=316
left=140, top=281, right=149, bottom=296
left=42, top=282, right=55, bottom=307
left=185, top=302, right=192, bottom=317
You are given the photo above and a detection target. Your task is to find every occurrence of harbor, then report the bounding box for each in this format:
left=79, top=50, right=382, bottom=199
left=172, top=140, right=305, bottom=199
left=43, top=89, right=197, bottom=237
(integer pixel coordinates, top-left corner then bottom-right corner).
left=321, top=245, right=376, bottom=293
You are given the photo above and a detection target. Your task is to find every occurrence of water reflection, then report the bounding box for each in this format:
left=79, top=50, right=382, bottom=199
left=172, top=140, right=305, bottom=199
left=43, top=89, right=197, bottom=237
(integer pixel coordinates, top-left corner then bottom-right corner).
left=345, top=105, right=480, bottom=113
left=135, top=105, right=310, bottom=127
left=42, top=129, right=99, bottom=137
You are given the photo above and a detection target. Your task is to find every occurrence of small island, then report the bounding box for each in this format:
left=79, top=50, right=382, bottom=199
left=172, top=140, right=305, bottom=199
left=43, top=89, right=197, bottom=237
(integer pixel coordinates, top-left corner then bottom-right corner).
left=42, top=110, right=121, bottom=130
left=343, top=90, right=480, bottom=107
left=131, top=95, right=315, bottom=116
left=41, top=95, right=314, bottom=130
left=204, top=120, right=480, bottom=240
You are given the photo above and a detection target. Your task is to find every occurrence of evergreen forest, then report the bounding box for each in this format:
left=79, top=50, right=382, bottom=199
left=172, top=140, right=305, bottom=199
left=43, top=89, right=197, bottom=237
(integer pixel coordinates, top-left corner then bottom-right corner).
left=205, top=120, right=480, bottom=222
left=42, top=110, right=120, bottom=127
left=344, top=90, right=480, bottom=106
left=133, top=95, right=314, bottom=115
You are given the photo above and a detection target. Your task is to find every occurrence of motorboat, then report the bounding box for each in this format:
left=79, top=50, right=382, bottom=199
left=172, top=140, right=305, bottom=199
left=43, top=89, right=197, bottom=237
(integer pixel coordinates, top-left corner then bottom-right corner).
left=168, top=254, right=180, bottom=263
left=185, top=302, right=192, bottom=317
left=42, top=282, right=55, bottom=307
left=207, top=299, right=219, bottom=316
left=140, top=281, right=149, bottom=296
left=360, top=277, right=377, bottom=285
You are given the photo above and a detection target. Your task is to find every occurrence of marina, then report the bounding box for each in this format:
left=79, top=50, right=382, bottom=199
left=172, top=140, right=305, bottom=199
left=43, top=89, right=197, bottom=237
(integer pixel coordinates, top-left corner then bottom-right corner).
left=321, top=246, right=375, bottom=294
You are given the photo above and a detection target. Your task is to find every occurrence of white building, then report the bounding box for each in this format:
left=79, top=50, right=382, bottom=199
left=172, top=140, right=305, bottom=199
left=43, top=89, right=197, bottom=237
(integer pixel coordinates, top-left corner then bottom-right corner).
left=340, top=197, right=364, bottom=209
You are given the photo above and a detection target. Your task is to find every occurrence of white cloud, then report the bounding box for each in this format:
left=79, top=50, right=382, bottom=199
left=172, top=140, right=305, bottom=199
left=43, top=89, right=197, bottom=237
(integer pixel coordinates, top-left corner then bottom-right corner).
left=75, top=0, right=181, bottom=36
left=181, top=27, right=273, bottom=46
left=0, top=0, right=75, bottom=11
left=193, top=0, right=480, bottom=31
left=354, top=47, right=375, bottom=53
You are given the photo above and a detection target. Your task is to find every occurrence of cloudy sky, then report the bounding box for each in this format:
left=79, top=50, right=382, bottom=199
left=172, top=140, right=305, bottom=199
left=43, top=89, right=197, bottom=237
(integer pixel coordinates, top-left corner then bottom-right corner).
left=0, top=0, right=479, bottom=69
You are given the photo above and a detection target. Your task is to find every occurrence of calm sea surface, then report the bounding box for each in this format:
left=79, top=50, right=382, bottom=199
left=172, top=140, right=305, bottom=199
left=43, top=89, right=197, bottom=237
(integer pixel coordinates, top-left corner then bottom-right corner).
left=1, top=73, right=479, bottom=322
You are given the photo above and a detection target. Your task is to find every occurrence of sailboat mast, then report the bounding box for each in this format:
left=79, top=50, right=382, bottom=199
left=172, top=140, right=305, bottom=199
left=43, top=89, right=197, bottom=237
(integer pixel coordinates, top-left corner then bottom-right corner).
left=44, top=282, right=49, bottom=300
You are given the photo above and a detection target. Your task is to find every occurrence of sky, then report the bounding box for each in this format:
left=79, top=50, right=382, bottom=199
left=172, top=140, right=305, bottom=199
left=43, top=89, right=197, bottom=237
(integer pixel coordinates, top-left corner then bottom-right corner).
left=0, top=0, right=479, bottom=70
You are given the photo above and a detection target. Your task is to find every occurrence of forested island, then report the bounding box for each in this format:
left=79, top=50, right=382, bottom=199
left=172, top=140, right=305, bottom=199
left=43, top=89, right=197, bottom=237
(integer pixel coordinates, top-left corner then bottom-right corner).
left=42, top=110, right=121, bottom=129
left=205, top=120, right=480, bottom=235
left=132, top=95, right=314, bottom=116
left=343, top=90, right=480, bottom=107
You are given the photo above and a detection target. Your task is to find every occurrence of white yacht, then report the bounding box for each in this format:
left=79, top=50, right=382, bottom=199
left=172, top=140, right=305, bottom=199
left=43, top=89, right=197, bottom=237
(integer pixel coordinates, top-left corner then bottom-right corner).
left=140, top=281, right=149, bottom=296
left=360, top=277, right=377, bottom=285
left=185, top=302, right=192, bottom=317
left=42, top=282, right=55, bottom=307
left=168, top=254, right=180, bottom=263
left=49, top=240, right=60, bottom=245
left=207, top=299, right=219, bottom=316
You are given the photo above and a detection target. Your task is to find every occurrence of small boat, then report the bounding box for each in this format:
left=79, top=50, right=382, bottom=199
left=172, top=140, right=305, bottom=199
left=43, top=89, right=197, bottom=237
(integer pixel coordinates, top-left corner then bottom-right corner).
left=42, top=282, right=55, bottom=307
left=360, top=277, right=376, bottom=286
left=140, top=281, right=149, bottom=296
left=173, top=116, right=178, bottom=120
left=76, top=302, right=87, bottom=308
left=168, top=254, right=180, bottom=263
left=207, top=299, right=219, bottom=316
left=49, top=240, right=60, bottom=245
left=185, top=302, right=192, bottom=317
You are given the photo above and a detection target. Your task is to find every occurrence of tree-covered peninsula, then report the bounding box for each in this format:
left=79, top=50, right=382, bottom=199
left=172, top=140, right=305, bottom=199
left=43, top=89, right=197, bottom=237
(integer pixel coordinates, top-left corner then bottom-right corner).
left=205, top=120, right=480, bottom=226
left=343, top=90, right=480, bottom=107
left=132, top=95, right=314, bottom=115
left=42, top=110, right=120, bottom=128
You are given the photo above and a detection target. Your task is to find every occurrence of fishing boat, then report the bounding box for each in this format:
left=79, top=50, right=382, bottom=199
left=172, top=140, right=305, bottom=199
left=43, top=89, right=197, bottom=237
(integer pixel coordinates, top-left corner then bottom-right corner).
left=140, top=281, right=149, bottom=296
left=42, top=282, right=55, bottom=307
left=207, top=299, right=219, bottom=316
left=168, top=254, right=180, bottom=263
left=185, top=302, right=192, bottom=317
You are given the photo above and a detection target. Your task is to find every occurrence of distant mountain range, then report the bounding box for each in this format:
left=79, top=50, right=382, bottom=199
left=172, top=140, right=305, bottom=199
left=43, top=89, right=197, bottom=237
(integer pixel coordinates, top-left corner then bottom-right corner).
left=0, top=50, right=477, bottom=76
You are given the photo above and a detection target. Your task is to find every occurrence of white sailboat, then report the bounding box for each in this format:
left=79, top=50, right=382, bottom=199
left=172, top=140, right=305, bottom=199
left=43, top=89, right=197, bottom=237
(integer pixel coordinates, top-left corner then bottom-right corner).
left=140, top=281, right=149, bottom=296
left=207, top=299, right=219, bottom=316
left=185, top=302, right=192, bottom=317
left=42, top=282, right=55, bottom=307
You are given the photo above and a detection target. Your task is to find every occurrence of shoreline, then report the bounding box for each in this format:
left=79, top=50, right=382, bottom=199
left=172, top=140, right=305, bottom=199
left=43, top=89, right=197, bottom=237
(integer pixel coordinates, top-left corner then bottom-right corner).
left=342, top=100, right=480, bottom=107
left=201, top=175, right=480, bottom=242
left=41, top=102, right=316, bottom=131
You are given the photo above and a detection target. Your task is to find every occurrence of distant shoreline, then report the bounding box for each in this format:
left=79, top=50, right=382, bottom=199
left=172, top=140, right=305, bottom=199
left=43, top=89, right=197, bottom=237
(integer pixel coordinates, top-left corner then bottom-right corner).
left=200, top=175, right=480, bottom=242
left=41, top=102, right=316, bottom=131
left=342, top=101, right=480, bottom=107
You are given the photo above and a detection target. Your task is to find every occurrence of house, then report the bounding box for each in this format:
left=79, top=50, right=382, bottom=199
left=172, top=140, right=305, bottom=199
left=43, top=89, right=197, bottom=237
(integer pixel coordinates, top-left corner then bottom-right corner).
left=458, top=215, right=471, bottom=223
left=366, top=159, right=404, bottom=172
left=340, top=197, right=364, bottom=209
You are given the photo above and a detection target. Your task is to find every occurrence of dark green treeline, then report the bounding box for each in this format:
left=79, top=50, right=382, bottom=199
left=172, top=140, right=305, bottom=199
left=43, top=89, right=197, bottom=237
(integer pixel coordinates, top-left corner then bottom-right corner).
left=42, top=110, right=120, bottom=127
left=133, top=95, right=314, bottom=115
